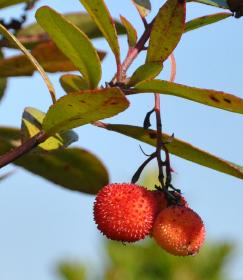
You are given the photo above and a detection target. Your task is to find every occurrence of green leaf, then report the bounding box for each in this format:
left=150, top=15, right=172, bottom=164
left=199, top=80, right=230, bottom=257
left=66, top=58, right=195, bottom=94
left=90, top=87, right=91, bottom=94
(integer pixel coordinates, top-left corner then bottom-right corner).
left=60, top=74, right=90, bottom=94
left=133, top=80, right=243, bottom=114
left=185, top=13, right=232, bottom=33
left=101, top=123, right=243, bottom=179
left=16, top=12, right=126, bottom=49
left=79, top=0, right=120, bottom=63
left=43, top=88, right=129, bottom=135
left=15, top=148, right=109, bottom=194
left=36, top=7, right=101, bottom=89
left=0, top=41, right=106, bottom=77
left=0, top=23, right=56, bottom=103
left=21, top=107, right=78, bottom=151
left=192, top=0, right=229, bottom=9
left=146, top=0, right=186, bottom=63
left=0, top=128, right=109, bottom=194
left=58, top=262, right=86, bottom=280
left=132, top=0, right=151, bottom=17
left=120, top=15, right=137, bottom=47
left=128, top=63, right=163, bottom=86
left=0, top=0, right=28, bottom=9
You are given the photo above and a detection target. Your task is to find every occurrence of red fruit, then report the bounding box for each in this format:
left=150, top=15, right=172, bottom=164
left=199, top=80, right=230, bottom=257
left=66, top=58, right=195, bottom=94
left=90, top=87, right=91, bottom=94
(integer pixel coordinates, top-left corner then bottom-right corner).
left=152, top=206, right=205, bottom=256
left=93, top=183, right=159, bottom=242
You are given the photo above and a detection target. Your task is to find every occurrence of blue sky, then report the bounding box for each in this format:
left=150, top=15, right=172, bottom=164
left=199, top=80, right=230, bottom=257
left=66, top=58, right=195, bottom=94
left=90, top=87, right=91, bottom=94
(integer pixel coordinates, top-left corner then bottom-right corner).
left=0, top=1, right=243, bottom=279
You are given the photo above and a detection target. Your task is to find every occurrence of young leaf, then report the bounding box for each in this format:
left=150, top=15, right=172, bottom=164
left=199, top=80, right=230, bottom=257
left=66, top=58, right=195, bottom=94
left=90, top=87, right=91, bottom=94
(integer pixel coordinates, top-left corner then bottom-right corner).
left=100, top=123, right=243, bottom=179
left=120, top=15, right=137, bottom=47
left=133, top=80, right=243, bottom=114
left=0, top=23, right=56, bottom=103
left=0, top=0, right=28, bottom=9
left=192, top=0, right=229, bottom=9
left=36, top=6, right=101, bottom=89
left=79, top=0, right=120, bottom=63
left=185, top=13, right=232, bottom=33
left=0, top=41, right=106, bottom=77
left=16, top=12, right=126, bottom=49
left=43, top=88, right=129, bottom=135
left=60, top=74, right=90, bottom=94
left=146, top=0, right=186, bottom=63
left=21, top=107, right=78, bottom=151
left=128, top=63, right=163, bottom=86
left=132, top=0, right=151, bottom=18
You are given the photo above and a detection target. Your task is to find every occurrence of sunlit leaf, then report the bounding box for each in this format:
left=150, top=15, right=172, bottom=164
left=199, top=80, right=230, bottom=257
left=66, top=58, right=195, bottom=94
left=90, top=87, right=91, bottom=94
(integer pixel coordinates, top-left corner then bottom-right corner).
left=192, top=0, right=228, bottom=8
left=128, top=63, right=163, bottom=86
left=79, top=0, right=120, bottom=63
left=15, top=12, right=126, bottom=49
left=0, top=0, right=28, bottom=9
left=120, top=15, right=137, bottom=47
left=100, top=123, right=243, bottom=179
left=21, top=107, right=78, bottom=151
left=0, top=128, right=109, bottom=194
left=133, top=80, right=243, bottom=114
left=58, top=262, right=86, bottom=280
left=132, top=0, right=151, bottom=17
left=0, top=41, right=106, bottom=77
left=43, top=88, right=129, bottom=134
left=185, top=13, right=232, bottom=33
left=36, top=6, right=101, bottom=89
left=0, top=23, right=56, bottom=103
left=60, top=74, right=90, bottom=94
left=146, top=0, right=186, bottom=63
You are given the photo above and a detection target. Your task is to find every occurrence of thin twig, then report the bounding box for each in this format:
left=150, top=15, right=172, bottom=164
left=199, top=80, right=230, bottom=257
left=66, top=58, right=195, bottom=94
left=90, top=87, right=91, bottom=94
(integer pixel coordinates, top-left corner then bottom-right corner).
left=0, top=131, right=48, bottom=169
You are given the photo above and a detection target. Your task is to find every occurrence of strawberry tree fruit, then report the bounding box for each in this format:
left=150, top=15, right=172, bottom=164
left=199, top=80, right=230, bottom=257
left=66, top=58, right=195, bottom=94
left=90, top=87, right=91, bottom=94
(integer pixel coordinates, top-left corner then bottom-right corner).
left=93, top=183, right=161, bottom=242
left=152, top=205, right=205, bottom=256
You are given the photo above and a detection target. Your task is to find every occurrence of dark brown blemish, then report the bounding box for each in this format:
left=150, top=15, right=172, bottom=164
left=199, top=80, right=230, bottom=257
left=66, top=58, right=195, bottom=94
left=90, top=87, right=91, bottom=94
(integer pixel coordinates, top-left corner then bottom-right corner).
left=148, top=132, right=157, bottom=139
left=223, top=97, right=231, bottom=104
left=79, top=100, right=86, bottom=104
left=209, top=95, right=220, bottom=103
left=67, top=104, right=73, bottom=107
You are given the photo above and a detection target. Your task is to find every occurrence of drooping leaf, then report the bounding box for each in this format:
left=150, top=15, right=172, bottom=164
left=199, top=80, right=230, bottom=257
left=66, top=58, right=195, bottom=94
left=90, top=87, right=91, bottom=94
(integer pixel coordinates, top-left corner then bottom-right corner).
left=192, top=0, right=229, bottom=9
left=0, top=128, right=109, bottom=194
left=0, top=0, right=28, bottom=9
left=146, top=0, right=186, bottom=63
left=133, top=80, right=243, bottom=114
left=15, top=12, right=126, bottom=49
left=100, top=123, right=243, bottom=179
left=132, top=0, right=151, bottom=17
left=15, top=148, right=109, bottom=194
left=60, top=74, right=90, bottom=94
left=43, top=88, right=129, bottom=135
left=21, top=107, right=78, bottom=151
left=0, top=23, right=56, bottom=103
left=185, top=13, right=232, bottom=33
left=36, top=6, right=101, bottom=89
left=79, top=0, right=120, bottom=63
left=128, top=63, right=163, bottom=86
left=120, top=15, right=137, bottom=47
left=0, top=41, right=106, bottom=77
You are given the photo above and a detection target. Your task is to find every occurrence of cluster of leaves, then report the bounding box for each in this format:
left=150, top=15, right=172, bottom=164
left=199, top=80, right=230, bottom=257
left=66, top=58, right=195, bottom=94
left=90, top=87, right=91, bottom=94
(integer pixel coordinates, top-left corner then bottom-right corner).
left=0, top=0, right=242, bottom=194
left=58, top=240, right=233, bottom=280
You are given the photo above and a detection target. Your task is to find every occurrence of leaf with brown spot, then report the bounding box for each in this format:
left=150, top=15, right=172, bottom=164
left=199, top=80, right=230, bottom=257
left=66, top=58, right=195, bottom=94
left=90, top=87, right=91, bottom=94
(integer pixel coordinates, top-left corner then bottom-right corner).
left=43, top=88, right=129, bottom=135
left=146, top=0, right=186, bottom=63
left=133, top=80, right=243, bottom=114
left=100, top=124, right=243, bottom=180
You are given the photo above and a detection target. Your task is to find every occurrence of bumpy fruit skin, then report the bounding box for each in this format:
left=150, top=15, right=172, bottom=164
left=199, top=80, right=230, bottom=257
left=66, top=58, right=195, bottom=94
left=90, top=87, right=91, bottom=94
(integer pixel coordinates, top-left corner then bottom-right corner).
left=93, top=183, right=159, bottom=242
left=152, top=206, right=205, bottom=256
